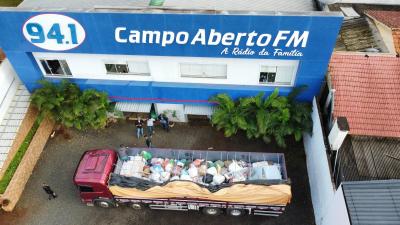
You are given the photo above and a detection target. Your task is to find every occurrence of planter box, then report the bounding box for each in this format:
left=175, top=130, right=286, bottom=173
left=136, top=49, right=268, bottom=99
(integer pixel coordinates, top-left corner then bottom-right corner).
left=0, top=117, right=54, bottom=211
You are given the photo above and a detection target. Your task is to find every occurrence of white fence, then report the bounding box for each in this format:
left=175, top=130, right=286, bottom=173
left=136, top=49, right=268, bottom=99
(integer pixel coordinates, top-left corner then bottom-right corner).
left=0, top=59, right=19, bottom=125
left=303, top=97, right=335, bottom=225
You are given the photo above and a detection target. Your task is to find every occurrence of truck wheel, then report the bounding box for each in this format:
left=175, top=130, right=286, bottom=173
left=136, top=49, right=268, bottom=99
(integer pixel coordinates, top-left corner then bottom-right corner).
left=129, top=203, right=143, bottom=210
left=202, top=207, right=222, bottom=216
left=227, top=208, right=245, bottom=217
left=94, top=200, right=114, bottom=208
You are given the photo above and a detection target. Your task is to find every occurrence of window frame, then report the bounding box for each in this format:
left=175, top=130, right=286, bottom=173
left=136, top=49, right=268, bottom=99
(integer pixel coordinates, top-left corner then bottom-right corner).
left=39, top=59, right=72, bottom=77
left=105, top=61, right=150, bottom=76
left=180, top=63, right=227, bottom=79
left=258, top=65, right=296, bottom=87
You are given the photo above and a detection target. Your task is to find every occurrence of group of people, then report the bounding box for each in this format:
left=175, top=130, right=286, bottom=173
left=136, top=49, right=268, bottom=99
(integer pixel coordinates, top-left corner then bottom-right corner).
left=135, top=114, right=170, bottom=148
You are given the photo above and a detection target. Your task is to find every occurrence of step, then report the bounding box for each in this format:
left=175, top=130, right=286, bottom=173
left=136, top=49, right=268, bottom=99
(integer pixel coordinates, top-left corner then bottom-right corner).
left=0, top=132, right=17, bottom=140
left=8, top=107, right=28, bottom=114
left=1, top=119, right=22, bottom=126
left=9, top=101, right=30, bottom=108
left=0, top=153, right=8, bottom=161
left=0, top=140, right=13, bottom=147
left=0, top=126, right=19, bottom=133
left=0, top=146, right=10, bottom=154
left=14, top=95, right=30, bottom=102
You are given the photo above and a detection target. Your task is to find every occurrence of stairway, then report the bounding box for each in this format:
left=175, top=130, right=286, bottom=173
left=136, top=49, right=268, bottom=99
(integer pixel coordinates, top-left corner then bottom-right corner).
left=0, top=84, right=30, bottom=169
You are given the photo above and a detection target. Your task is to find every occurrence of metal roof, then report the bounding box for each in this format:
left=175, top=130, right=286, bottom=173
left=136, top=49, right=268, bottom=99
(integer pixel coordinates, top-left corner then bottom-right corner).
left=18, top=0, right=316, bottom=12
left=184, top=105, right=214, bottom=116
left=115, top=102, right=151, bottom=113
left=342, top=180, right=400, bottom=225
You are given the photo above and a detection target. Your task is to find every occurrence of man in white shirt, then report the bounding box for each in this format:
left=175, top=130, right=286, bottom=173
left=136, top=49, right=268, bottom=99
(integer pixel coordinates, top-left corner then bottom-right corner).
left=147, top=117, right=155, bottom=135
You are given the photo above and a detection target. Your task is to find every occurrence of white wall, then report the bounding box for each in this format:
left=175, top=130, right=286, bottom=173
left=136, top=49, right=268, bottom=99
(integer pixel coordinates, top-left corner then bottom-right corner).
left=303, top=97, right=335, bottom=225
left=373, top=20, right=396, bottom=54
left=0, top=59, right=19, bottom=124
left=155, top=103, right=186, bottom=122
left=321, top=185, right=351, bottom=225
left=32, top=52, right=298, bottom=87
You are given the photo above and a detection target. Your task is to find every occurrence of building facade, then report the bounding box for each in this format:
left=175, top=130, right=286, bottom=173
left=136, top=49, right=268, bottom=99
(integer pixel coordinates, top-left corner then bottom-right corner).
left=0, top=8, right=342, bottom=121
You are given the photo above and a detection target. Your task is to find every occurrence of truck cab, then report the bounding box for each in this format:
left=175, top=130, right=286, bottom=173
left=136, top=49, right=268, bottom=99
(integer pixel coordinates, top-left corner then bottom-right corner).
left=73, top=149, right=117, bottom=207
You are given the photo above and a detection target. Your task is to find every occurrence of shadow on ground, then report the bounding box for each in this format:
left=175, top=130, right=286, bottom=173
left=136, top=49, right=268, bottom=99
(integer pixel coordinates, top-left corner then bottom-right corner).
left=0, top=120, right=314, bottom=225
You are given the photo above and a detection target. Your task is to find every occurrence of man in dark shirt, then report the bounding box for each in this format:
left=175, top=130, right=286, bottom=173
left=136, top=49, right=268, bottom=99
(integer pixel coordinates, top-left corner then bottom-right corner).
left=135, top=117, right=144, bottom=139
left=42, top=183, right=57, bottom=200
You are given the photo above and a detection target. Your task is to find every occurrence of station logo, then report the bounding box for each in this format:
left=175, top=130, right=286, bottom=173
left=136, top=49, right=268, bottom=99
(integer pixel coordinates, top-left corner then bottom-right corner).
left=23, top=14, right=85, bottom=51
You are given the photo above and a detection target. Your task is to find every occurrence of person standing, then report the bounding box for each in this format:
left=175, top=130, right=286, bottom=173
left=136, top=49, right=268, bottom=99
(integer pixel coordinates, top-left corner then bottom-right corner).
left=42, top=183, right=57, bottom=200
left=144, top=135, right=152, bottom=148
left=146, top=117, right=155, bottom=135
left=135, top=117, right=144, bottom=139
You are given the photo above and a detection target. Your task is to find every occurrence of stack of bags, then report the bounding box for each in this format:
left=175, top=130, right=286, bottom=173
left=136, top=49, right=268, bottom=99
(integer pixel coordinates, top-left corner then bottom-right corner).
left=119, top=151, right=282, bottom=186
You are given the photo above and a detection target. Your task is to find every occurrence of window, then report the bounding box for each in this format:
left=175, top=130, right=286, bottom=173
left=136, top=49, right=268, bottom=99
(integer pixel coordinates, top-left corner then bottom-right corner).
left=259, top=66, right=277, bottom=83
left=105, top=61, right=150, bottom=75
left=180, top=63, right=227, bottom=79
left=78, top=186, right=94, bottom=192
left=40, top=59, right=72, bottom=76
left=259, top=65, right=295, bottom=86
left=105, top=64, right=129, bottom=73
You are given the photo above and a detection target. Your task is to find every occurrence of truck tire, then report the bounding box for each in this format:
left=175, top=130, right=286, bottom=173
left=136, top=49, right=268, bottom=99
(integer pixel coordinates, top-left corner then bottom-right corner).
left=94, top=199, right=114, bottom=208
left=129, top=203, right=143, bottom=210
left=227, top=208, right=245, bottom=217
left=202, top=207, right=222, bottom=216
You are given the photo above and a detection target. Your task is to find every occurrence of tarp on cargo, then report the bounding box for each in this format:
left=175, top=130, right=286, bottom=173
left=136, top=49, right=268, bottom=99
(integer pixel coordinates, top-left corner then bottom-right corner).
left=109, top=181, right=291, bottom=205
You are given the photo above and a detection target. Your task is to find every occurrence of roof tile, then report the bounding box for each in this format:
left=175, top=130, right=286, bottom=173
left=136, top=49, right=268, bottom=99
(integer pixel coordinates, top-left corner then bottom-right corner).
left=366, top=10, right=400, bottom=29
left=329, top=53, right=400, bottom=138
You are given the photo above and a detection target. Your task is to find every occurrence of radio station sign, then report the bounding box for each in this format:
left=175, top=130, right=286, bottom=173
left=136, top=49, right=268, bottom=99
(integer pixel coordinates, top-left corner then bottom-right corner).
left=1, top=11, right=342, bottom=60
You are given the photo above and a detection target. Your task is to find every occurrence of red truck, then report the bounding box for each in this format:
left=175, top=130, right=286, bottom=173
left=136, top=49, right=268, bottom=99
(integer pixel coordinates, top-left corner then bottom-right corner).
left=73, top=148, right=291, bottom=217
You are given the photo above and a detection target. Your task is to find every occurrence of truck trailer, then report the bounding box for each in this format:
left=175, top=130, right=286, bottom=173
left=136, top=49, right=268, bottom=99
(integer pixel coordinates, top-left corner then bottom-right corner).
left=73, top=148, right=291, bottom=216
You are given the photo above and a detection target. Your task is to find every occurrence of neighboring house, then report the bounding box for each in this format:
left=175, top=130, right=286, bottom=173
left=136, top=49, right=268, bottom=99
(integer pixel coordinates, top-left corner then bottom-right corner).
left=365, top=10, right=400, bottom=54
left=305, top=52, right=400, bottom=225
left=0, top=0, right=343, bottom=122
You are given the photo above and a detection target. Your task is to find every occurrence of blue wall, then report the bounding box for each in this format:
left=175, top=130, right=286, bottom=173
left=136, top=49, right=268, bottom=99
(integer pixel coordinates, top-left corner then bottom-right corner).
left=0, top=11, right=342, bottom=103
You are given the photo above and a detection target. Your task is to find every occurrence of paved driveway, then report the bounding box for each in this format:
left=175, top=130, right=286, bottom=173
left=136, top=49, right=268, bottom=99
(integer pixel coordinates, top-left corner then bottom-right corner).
left=0, top=121, right=314, bottom=225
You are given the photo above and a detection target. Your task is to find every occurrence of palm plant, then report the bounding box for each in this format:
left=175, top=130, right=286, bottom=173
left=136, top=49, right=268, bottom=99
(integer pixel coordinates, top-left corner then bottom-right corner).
left=30, top=80, right=111, bottom=132
left=210, top=94, right=248, bottom=137
left=210, top=87, right=312, bottom=148
left=30, top=80, right=64, bottom=120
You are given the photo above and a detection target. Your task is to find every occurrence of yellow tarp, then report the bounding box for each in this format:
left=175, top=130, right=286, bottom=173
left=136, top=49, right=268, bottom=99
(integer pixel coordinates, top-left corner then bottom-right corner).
left=109, top=181, right=291, bottom=205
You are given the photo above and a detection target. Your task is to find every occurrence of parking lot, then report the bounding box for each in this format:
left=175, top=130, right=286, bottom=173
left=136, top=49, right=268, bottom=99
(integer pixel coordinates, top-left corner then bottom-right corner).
left=0, top=120, right=314, bottom=225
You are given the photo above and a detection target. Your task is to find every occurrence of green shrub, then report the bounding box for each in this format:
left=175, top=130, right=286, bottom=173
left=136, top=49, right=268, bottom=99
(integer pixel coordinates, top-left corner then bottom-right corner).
left=31, top=80, right=110, bottom=130
left=211, top=87, right=312, bottom=148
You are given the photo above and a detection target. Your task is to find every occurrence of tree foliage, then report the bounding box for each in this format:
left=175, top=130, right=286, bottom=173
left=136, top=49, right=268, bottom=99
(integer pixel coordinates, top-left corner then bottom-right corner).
left=31, top=80, right=110, bottom=130
left=210, top=87, right=312, bottom=148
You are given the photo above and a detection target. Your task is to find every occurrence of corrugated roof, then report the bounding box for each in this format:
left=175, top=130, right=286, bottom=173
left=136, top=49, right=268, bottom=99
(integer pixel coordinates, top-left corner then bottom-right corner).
left=18, top=0, right=316, bottom=12
left=335, top=17, right=379, bottom=52
left=184, top=105, right=214, bottom=116
left=115, top=102, right=151, bottom=113
left=366, top=10, right=400, bottom=29
left=329, top=53, right=400, bottom=138
left=342, top=180, right=400, bottom=225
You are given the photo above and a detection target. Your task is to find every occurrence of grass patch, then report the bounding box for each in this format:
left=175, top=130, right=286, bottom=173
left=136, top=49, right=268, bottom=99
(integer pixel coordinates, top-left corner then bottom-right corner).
left=0, top=0, right=23, bottom=6
left=0, top=118, right=41, bottom=194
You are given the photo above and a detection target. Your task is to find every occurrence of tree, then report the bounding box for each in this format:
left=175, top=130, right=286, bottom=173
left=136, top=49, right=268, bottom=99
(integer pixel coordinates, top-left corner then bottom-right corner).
left=30, top=80, right=64, bottom=120
left=210, top=94, right=248, bottom=137
left=210, top=87, right=312, bottom=148
left=31, top=80, right=111, bottom=130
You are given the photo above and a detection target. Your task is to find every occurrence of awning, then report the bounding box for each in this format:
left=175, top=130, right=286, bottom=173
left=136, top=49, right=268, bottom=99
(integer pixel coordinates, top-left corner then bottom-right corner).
left=115, top=102, right=151, bottom=113
left=184, top=105, right=215, bottom=116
